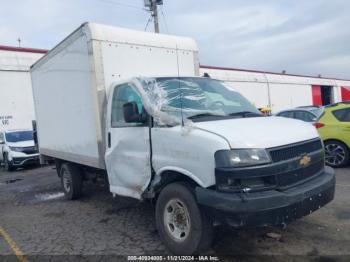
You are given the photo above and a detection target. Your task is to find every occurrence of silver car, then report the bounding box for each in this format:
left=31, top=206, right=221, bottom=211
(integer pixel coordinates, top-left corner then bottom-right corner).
left=275, top=106, right=324, bottom=124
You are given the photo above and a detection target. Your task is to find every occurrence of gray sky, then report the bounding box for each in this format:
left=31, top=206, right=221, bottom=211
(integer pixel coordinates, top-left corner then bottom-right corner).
left=1, top=0, right=349, bottom=78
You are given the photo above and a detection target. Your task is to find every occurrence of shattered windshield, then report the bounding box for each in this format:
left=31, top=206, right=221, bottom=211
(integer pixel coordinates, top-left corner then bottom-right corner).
left=135, top=77, right=260, bottom=125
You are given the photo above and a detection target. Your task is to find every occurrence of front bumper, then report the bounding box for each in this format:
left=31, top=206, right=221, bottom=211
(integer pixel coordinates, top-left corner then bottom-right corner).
left=196, top=166, right=335, bottom=227
left=12, top=156, right=40, bottom=166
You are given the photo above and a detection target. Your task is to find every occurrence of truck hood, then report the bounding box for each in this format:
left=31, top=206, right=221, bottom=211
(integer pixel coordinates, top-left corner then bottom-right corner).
left=6, top=140, right=35, bottom=148
left=195, top=116, right=319, bottom=149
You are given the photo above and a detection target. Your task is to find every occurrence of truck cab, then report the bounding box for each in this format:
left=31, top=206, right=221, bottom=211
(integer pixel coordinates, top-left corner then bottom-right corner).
left=0, top=129, right=39, bottom=171
left=101, top=76, right=335, bottom=254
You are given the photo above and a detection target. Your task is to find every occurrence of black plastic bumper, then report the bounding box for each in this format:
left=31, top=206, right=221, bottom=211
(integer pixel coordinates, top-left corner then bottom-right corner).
left=12, top=156, right=40, bottom=166
left=196, top=166, right=335, bottom=227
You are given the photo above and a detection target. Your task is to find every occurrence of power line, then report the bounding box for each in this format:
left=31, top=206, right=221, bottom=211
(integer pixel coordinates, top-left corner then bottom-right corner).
left=144, top=15, right=153, bottom=31
left=99, top=0, right=165, bottom=34
left=160, top=5, right=169, bottom=33
left=99, top=0, right=147, bottom=11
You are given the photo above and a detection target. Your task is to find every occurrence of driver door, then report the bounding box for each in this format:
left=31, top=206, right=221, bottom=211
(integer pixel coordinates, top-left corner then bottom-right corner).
left=105, top=83, right=151, bottom=199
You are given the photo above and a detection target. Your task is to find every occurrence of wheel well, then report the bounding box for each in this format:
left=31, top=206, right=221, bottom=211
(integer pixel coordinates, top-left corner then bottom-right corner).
left=155, top=170, right=200, bottom=194
left=324, top=139, right=349, bottom=150
left=54, top=159, right=105, bottom=181
left=54, top=159, right=83, bottom=178
left=55, top=159, right=63, bottom=177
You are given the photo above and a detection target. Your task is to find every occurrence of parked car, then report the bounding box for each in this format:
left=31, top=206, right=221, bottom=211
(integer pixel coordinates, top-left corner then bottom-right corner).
left=276, top=106, right=323, bottom=123
left=316, top=103, right=350, bottom=167
left=0, top=129, right=39, bottom=171
left=276, top=103, right=350, bottom=167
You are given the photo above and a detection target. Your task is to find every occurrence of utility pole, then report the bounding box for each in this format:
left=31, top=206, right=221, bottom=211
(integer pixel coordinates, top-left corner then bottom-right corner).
left=151, top=0, right=160, bottom=33
left=144, top=0, right=163, bottom=33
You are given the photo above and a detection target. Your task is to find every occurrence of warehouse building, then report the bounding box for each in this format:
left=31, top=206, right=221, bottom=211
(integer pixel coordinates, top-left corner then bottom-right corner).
left=1, top=44, right=350, bottom=131
left=200, top=65, right=350, bottom=113
left=0, top=45, right=46, bottom=130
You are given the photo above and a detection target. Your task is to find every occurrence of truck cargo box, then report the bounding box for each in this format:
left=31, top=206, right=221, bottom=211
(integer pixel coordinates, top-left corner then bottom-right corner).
left=31, top=22, right=199, bottom=169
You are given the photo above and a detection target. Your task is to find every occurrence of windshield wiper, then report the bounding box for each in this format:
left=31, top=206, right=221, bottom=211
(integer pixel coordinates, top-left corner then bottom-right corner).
left=228, top=111, right=263, bottom=118
left=187, top=113, right=225, bottom=120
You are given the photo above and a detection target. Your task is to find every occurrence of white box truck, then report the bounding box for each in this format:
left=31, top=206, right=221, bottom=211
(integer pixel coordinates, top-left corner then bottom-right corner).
left=31, top=23, right=335, bottom=255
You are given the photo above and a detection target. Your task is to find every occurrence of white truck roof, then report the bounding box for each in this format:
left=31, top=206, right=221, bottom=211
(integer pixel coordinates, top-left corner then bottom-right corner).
left=32, top=22, right=199, bottom=72
left=88, top=23, right=197, bottom=50
left=31, top=22, right=199, bottom=169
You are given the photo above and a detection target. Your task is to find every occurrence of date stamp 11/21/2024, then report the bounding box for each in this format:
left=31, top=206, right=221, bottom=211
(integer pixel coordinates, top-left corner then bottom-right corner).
left=127, top=255, right=220, bottom=261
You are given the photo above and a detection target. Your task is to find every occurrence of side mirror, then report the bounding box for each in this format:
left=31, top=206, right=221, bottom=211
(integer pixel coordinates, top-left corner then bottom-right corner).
left=123, top=102, right=146, bottom=123
left=0, top=140, right=4, bottom=145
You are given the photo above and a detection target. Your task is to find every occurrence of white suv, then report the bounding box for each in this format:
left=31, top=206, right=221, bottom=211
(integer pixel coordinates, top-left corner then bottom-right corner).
left=0, top=130, right=39, bottom=171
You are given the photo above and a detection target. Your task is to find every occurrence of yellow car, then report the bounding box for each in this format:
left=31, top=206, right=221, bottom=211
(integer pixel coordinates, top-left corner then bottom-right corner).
left=315, top=102, right=350, bottom=167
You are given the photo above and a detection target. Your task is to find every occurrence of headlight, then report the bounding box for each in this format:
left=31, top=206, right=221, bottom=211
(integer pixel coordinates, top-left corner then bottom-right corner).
left=9, top=147, right=24, bottom=152
left=215, top=149, right=271, bottom=168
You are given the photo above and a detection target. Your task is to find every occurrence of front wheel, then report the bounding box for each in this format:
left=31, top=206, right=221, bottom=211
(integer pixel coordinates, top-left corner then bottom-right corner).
left=4, top=154, right=15, bottom=172
left=324, top=140, right=349, bottom=168
left=155, top=182, right=213, bottom=255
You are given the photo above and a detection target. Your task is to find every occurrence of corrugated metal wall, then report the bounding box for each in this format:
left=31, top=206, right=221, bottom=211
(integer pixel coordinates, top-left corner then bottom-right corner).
left=200, top=66, right=350, bottom=112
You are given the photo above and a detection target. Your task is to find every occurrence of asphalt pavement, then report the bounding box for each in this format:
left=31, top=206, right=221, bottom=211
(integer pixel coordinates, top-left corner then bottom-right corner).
left=0, top=165, right=349, bottom=261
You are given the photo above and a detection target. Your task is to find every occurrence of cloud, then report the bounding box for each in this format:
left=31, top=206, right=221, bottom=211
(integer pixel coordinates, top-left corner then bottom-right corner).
left=0, top=0, right=349, bottom=78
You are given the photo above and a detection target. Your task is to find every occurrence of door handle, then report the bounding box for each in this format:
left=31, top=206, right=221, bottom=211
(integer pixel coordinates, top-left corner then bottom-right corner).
left=108, top=132, right=111, bottom=148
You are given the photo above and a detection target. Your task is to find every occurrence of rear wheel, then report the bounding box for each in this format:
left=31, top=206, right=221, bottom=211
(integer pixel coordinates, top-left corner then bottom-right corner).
left=324, top=140, right=349, bottom=168
left=155, top=182, right=213, bottom=255
left=59, top=163, right=83, bottom=200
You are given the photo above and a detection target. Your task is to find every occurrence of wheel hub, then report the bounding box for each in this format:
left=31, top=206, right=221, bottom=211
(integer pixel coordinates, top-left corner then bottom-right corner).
left=164, top=199, right=190, bottom=242
left=325, top=143, right=346, bottom=166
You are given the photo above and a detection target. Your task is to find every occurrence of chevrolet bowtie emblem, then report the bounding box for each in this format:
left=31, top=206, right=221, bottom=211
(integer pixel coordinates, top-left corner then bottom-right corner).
left=300, top=155, right=311, bottom=167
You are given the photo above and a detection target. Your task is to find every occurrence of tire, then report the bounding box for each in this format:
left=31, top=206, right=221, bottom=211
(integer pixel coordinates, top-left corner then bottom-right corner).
left=59, top=163, right=83, bottom=200
left=55, top=160, right=62, bottom=177
left=155, top=182, right=213, bottom=255
left=324, top=140, right=349, bottom=168
left=4, top=154, right=15, bottom=172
